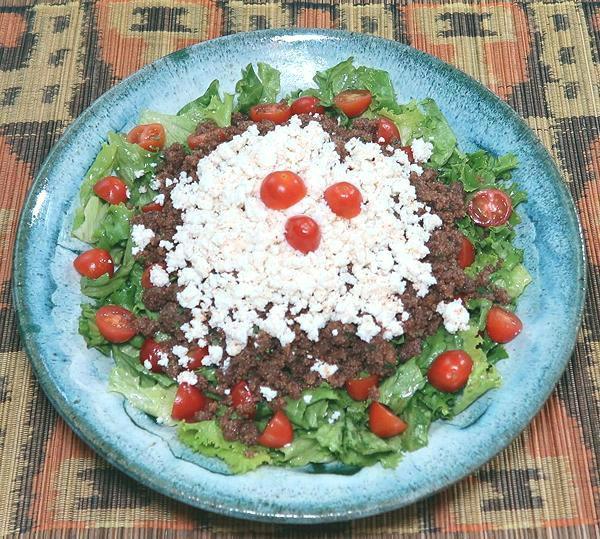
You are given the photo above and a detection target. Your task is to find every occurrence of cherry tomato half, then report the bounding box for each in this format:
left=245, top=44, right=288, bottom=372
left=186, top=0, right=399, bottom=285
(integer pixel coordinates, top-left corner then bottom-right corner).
left=142, top=201, right=163, bottom=213
left=402, top=146, right=414, bottom=162
left=457, top=236, right=476, bottom=269
left=467, top=188, right=513, bottom=228
left=260, top=170, right=307, bottom=210
left=290, top=96, right=325, bottom=116
left=333, top=90, right=372, bottom=118
left=427, top=350, right=473, bottom=393
left=73, top=248, right=114, bottom=279
left=369, top=402, right=408, bottom=438
left=140, top=338, right=165, bottom=373
left=346, top=374, right=379, bottom=401
left=186, top=347, right=209, bottom=370
left=127, top=123, right=166, bottom=152
left=171, top=383, right=207, bottom=422
left=324, top=182, right=363, bottom=219
left=376, top=117, right=400, bottom=144
left=486, top=306, right=523, bottom=343
left=231, top=380, right=256, bottom=418
left=95, top=305, right=137, bottom=343
left=285, top=215, right=321, bottom=254
left=258, top=410, right=294, bottom=448
left=249, top=103, right=291, bottom=125
left=141, top=263, right=165, bottom=289
left=187, top=128, right=228, bottom=150
left=93, top=176, right=128, bottom=205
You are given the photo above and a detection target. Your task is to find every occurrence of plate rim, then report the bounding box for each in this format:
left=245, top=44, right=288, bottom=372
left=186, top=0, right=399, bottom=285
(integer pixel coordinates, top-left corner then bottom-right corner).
left=12, top=28, right=587, bottom=523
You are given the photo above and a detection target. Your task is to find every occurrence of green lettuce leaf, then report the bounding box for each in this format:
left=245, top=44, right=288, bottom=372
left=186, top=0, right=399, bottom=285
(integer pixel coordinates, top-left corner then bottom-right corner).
left=274, top=437, right=334, bottom=467
left=138, top=110, right=197, bottom=146
left=78, top=303, right=111, bottom=354
left=177, top=79, right=220, bottom=116
left=108, top=132, right=159, bottom=184
left=235, top=63, right=281, bottom=113
left=178, top=420, right=272, bottom=473
left=378, top=358, right=425, bottom=414
left=92, top=203, right=134, bottom=251
left=72, top=196, right=109, bottom=244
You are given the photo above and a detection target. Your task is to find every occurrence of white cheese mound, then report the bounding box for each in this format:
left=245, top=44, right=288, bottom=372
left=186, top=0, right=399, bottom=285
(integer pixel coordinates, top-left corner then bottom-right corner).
left=436, top=299, right=470, bottom=333
left=411, top=138, right=434, bottom=163
left=165, top=116, right=440, bottom=359
left=176, top=370, right=198, bottom=385
left=259, top=386, right=278, bottom=402
left=131, top=224, right=154, bottom=255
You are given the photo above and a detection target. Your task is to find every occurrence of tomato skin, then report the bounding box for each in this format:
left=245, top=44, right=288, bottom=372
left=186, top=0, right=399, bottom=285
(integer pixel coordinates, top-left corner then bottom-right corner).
left=457, top=236, right=476, bottom=269
left=258, top=410, right=294, bottom=448
left=369, top=402, right=408, bottom=438
left=139, top=338, right=165, bottom=373
left=127, top=123, right=166, bottom=152
left=95, top=305, right=137, bottom=343
left=142, top=201, right=163, bottom=213
left=73, top=248, right=114, bottom=279
left=467, top=188, right=513, bottom=227
left=249, top=103, right=292, bottom=125
left=324, top=182, right=363, bottom=219
left=187, top=128, right=227, bottom=150
left=141, top=263, right=165, bottom=289
left=186, top=347, right=209, bottom=370
left=260, top=171, right=307, bottom=210
left=346, top=374, right=379, bottom=401
left=231, top=380, right=256, bottom=418
left=171, top=383, right=207, bottom=422
left=486, top=306, right=523, bottom=343
left=93, top=176, right=128, bottom=205
left=376, top=117, right=400, bottom=144
left=333, top=90, right=372, bottom=118
left=401, top=146, right=414, bottom=162
left=285, top=215, right=321, bottom=254
left=290, top=96, right=325, bottom=115
left=428, top=350, right=473, bottom=393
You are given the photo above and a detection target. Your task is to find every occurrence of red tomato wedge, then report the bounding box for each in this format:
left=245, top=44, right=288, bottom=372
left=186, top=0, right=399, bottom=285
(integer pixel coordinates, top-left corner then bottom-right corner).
left=369, top=402, right=408, bottom=438
left=346, top=374, right=379, bottom=401
left=95, top=305, right=137, bottom=343
left=333, top=90, right=372, bottom=118
left=260, top=171, right=307, bottom=210
left=285, top=215, right=321, bottom=254
left=171, top=383, right=207, bottom=422
left=93, top=176, right=128, bottom=205
left=457, top=236, right=476, bottom=269
left=187, top=128, right=227, bottom=150
left=258, top=410, right=294, bottom=448
left=467, top=188, right=513, bottom=227
left=139, top=338, right=165, bottom=373
left=142, top=201, right=163, bottom=213
left=186, top=347, right=209, bottom=370
left=73, top=248, right=114, bottom=279
left=427, top=350, right=473, bottom=393
left=231, top=380, right=256, bottom=418
left=290, top=96, right=325, bottom=115
left=376, top=117, right=400, bottom=144
left=127, top=123, right=166, bottom=152
left=486, top=306, right=523, bottom=343
left=324, top=182, right=363, bottom=219
left=249, top=103, right=291, bottom=125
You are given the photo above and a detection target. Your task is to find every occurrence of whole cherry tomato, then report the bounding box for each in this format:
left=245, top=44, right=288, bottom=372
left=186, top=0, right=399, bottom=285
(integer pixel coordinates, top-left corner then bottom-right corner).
left=427, top=350, right=473, bottom=393
left=260, top=170, right=307, bottom=210
left=285, top=215, right=321, bottom=254
left=73, top=248, right=114, bottom=279
left=324, top=182, right=363, bottom=219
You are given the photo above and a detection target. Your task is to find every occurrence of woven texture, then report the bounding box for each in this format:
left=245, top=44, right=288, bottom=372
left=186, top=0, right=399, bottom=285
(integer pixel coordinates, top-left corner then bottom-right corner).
left=0, top=0, right=599, bottom=536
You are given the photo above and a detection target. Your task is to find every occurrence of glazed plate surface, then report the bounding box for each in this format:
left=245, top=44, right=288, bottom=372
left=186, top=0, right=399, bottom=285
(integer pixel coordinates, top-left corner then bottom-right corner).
left=13, top=30, right=585, bottom=523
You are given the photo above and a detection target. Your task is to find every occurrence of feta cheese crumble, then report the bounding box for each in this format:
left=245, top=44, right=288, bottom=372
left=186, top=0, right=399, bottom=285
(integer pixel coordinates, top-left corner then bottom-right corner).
left=436, top=299, right=470, bottom=333
left=259, top=386, right=278, bottom=402
left=149, top=265, right=170, bottom=287
left=177, top=370, right=198, bottom=385
left=411, top=138, right=434, bottom=163
left=163, top=117, right=441, bottom=356
left=328, top=411, right=341, bottom=424
left=131, top=224, right=154, bottom=255
left=310, top=359, right=339, bottom=379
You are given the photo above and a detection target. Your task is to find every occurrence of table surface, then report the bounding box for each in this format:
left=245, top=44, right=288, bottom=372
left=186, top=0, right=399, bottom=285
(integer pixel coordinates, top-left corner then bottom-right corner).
left=1, top=0, right=599, bottom=537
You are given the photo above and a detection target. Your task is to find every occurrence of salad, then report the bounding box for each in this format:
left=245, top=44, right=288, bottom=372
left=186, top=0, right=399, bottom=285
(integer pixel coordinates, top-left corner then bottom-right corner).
left=72, top=58, right=531, bottom=473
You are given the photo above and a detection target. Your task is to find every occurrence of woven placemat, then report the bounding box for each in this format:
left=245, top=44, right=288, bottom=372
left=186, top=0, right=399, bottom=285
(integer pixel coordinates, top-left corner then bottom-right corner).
left=1, top=1, right=599, bottom=536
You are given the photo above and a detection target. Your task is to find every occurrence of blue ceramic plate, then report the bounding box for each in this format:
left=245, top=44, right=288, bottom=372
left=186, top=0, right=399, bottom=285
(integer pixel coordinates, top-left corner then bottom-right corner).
left=13, top=30, right=585, bottom=523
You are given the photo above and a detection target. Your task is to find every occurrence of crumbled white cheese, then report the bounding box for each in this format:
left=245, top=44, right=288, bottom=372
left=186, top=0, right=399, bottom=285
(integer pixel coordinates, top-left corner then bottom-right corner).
left=224, top=388, right=231, bottom=395
left=436, top=299, right=470, bottom=333
left=328, top=411, right=341, bottom=424
left=310, top=359, right=339, bottom=379
left=134, top=169, right=145, bottom=179
left=138, top=185, right=147, bottom=194
left=172, top=345, right=190, bottom=368
left=149, top=265, right=170, bottom=287
left=150, top=178, right=160, bottom=190
left=331, top=329, right=339, bottom=336
left=125, top=187, right=131, bottom=199
left=154, top=193, right=165, bottom=206
left=201, top=345, right=223, bottom=367
left=260, top=386, right=278, bottom=402
left=131, top=224, right=154, bottom=255
left=143, top=359, right=152, bottom=370
left=411, top=138, right=434, bottom=163
left=303, top=394, right=313, bottom=404
left=176, top=370, right=198, bottom=385
left=164, top=117, right=442, bottom=357
left=157, top=351, right=169, bottom=367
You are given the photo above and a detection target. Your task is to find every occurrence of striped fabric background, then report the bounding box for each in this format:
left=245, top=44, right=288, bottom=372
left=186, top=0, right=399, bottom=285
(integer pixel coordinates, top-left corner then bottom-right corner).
left=0, top=1, right=599, bottom=536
